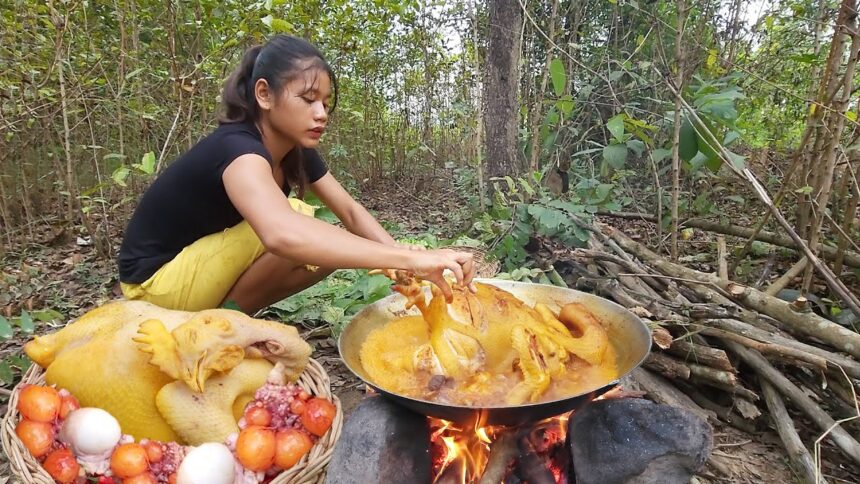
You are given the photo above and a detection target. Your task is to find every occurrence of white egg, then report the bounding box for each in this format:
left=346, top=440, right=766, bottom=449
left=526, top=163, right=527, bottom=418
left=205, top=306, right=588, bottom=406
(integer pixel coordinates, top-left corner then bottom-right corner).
left=59, top=407, right=122, bottom=456
left=177, top=442, right=237, bottom=484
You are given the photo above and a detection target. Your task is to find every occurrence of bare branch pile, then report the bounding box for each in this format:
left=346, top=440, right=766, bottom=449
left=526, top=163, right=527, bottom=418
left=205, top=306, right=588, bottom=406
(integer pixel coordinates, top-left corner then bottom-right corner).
left=535, top=220, right=860, bottom=483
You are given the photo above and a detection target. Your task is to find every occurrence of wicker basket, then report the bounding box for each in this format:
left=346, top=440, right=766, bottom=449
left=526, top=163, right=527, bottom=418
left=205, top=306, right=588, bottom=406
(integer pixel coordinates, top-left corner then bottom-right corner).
left=2, top=358, right=343, bottom=484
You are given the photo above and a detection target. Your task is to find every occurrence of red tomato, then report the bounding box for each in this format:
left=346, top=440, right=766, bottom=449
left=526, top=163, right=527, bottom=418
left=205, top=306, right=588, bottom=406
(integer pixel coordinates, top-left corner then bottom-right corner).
left=300, top=398, right=336, bottom=437
left=42, top=448, right=80, bottom=483
left=15, top=419, right=54, bottom=458
left=274, top=429, right=313, bottom=469
left=123, top=473, right=157, bottom=484
left=110, top=443, right=149, bottom=478
left=235, top=426, right=276, bottom=472
left=244, top=405, right=272, bottom=427
left=17, top=385, right=61, bottom=422
left=97, top=477, right=116, bottom=484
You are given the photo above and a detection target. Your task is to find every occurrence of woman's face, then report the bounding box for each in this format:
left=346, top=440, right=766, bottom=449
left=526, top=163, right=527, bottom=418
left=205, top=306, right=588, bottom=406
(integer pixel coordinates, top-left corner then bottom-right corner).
left=269, top=68, right=332, bottom=149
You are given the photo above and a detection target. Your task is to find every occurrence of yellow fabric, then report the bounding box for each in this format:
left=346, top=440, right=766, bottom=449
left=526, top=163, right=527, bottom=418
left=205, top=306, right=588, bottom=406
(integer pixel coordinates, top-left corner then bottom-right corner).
left=121, top=198, right=316, bottom=311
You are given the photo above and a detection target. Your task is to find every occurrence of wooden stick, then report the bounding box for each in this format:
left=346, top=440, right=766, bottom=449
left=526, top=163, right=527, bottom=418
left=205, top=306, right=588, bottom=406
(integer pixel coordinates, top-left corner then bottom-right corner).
left=694, top=326, right=828, bottom=371
left=701, top=319, right=860, bottom=379
left=764, top=257, right=808, bottom=296
left=717, top=236, right=729, bottom=281
left=723, top=341, right=860, bottom=466
left=761, top=381, right=821, bottom=484
left=629, top=368, right=715, bottom=422
left=666, top=338, right=735, bottom=372
left=645, top=352, right=691, bottom=380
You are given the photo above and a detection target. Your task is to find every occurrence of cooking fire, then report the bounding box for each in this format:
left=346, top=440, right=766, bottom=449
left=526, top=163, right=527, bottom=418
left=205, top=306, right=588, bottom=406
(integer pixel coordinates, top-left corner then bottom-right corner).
left=430, top=413, right=570, bottom=484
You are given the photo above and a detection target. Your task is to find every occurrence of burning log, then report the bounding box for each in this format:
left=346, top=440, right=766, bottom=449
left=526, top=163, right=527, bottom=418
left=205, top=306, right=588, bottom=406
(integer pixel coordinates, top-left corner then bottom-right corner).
left=478, top=431, right=518, bottom=484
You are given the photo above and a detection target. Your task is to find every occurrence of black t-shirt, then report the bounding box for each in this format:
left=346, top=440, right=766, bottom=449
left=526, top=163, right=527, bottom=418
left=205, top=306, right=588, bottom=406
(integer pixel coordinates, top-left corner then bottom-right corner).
left=118, top=121, right=328, bottom=283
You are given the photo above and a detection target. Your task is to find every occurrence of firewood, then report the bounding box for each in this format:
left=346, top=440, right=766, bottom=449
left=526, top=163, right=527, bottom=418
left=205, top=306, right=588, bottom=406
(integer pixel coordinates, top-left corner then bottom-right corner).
left=723, top=341, right=860, bottom=466
left=761, top=381, right=821, bottom=484
left=689, top=377, right=758, bottom=402
left=479, top=431, right=518, bottom=484
left=717, top=236, right=728, bottom=281
left=700, top=319, right=860, bottom=379
left=696, top=326, right=828, bottom=372
left=764, top=257, right=808, bottom=296
left=645, top=352, right=691, bottom=380
left=628, top=368, right=715, bottom=423
left=666, top=339, right=734, bottom=372
left=606, top=225, right=860, bottom=360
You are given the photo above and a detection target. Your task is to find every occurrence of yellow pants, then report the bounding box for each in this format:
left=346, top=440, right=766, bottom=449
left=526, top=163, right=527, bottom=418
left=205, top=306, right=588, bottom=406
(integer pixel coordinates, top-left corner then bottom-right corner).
left=121, top=199, right=316, bottom=311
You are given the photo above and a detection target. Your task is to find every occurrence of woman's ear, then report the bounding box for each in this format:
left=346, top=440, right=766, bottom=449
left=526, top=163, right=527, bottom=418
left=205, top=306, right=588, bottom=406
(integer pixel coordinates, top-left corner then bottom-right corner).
left=254, top=79, right=273, bottom=112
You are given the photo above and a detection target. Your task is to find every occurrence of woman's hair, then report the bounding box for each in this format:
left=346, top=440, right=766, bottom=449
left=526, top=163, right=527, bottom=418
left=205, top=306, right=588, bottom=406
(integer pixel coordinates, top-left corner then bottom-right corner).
left=220, top=35, right=338, bottom=198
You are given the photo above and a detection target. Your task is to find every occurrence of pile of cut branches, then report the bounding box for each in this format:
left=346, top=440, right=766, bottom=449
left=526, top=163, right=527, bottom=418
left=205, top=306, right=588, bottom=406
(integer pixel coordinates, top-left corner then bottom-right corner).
left=536, top=220, right=860, bottom=483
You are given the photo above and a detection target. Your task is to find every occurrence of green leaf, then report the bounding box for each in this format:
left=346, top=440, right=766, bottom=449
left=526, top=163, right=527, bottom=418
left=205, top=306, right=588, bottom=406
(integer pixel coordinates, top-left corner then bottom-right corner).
left=549, top=58, right=566, bottom=97
left=556, top=96, right=574, bottom=116
left=0, top=316, right=12, bottom=339
left=602, top=144, right=628, bottom=169
left=626, top=139, right=645, bottom=157
left=139, top=151, right=156, bottom=174
left=0, top=361, right=12, bottom=385
left=271, top=18, right=293, bottom=33
left=30, top=309, right=63, bottom=322
left=17, top=310, right=34, bottom=333
left=726, top=150, right=746, bottom=170
left=723, top=130, right=741, bottom=146
left=111, top=166, right=130, bottom=187
left=125, top=67, right=145, bottom=80
left=606, top=114, right=625, bottom=142
left=795, top=185, right=813, bottom=195
left=651, top=148, right=671, bottom=163
left=679, top=118, right=698, bottom=162
left=221, top=300, right=243, bottom=311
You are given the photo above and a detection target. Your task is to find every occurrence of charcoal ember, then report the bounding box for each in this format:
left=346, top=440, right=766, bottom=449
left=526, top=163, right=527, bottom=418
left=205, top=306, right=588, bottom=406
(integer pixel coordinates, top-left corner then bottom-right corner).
left=568, top=398, right=712, bottom=484
left=325, top=396, right=431, bottom=484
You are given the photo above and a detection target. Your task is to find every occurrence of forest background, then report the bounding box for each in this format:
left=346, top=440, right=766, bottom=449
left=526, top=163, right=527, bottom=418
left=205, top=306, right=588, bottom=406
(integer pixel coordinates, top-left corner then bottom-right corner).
left=2, top=0, right=860, bottom=480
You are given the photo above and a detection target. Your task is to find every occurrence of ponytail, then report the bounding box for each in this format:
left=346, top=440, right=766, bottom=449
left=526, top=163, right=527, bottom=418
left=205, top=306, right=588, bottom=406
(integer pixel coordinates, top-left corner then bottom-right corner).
left=220, top=45, right=263, bottom=123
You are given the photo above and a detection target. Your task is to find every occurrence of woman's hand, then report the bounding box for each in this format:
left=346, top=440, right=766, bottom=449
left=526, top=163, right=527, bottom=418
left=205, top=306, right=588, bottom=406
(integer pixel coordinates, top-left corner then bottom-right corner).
left=408, top=249, right=476, bottom=302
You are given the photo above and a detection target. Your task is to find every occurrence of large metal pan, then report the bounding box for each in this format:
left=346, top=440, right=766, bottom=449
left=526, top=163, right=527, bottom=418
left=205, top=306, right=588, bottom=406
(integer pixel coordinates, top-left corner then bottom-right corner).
left=338, top=279, right=651, bottom=426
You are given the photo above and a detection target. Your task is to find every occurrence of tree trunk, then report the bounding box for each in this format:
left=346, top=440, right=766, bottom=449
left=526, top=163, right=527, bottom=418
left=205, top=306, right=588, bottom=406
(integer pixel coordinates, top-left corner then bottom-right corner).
left=483, top=0, right=524, bottom=180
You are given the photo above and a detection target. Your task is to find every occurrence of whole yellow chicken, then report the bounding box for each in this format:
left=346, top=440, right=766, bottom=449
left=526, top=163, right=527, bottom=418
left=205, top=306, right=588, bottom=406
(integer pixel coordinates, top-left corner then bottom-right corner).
left=361, top=280, right=616, bottom=405
left=24, top=300, right=311, bottom=444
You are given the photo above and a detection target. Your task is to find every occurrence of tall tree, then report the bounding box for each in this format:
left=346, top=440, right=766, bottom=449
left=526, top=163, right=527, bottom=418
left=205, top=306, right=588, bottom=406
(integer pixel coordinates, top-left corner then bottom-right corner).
left=483, top=0, right=524, bottom=180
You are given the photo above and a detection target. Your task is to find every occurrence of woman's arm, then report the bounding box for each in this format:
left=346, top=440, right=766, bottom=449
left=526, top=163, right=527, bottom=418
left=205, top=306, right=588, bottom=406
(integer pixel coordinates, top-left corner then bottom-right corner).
left=309, top=173, right=395, bottom=245
left=223, top=154, right=474, bottom=298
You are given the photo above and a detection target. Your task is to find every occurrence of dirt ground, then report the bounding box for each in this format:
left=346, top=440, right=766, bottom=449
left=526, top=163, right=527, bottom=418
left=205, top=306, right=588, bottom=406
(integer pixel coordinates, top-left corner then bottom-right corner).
left=0, top=179, right=857, bottom=483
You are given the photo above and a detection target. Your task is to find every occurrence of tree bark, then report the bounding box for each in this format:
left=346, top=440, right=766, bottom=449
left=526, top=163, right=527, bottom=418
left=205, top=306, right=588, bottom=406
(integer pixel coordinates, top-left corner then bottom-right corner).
left=483, top=0, right=524, bottom=180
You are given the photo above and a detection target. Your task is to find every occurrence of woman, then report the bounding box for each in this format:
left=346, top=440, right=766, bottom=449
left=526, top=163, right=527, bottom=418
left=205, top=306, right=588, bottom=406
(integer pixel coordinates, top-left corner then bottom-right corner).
left=118, top=35, right=475, bottom=314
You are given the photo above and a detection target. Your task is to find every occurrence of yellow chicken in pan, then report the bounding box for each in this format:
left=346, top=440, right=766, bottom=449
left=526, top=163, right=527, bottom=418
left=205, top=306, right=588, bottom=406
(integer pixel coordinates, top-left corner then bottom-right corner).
left=360, top=277, right=616, bottom=405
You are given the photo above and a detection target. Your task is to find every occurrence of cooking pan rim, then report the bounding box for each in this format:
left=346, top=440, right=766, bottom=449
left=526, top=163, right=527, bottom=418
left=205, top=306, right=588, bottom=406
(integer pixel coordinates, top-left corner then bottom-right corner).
left=336, top=278, right=652, bottom=410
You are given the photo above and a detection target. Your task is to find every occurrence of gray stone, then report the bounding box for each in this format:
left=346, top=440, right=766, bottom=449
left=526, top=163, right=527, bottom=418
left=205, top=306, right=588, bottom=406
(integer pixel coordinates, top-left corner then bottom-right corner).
left=568, top=398, right=713, bottom=484
left=325, top=396, right=432, bottom=484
